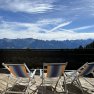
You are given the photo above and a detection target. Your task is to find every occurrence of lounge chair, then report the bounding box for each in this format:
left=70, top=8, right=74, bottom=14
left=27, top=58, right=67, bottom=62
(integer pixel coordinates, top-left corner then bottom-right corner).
left=42, top=62, right=68, bottom=94
left=2, top=63, right=36, bottom=94
left=66, top=62, right=94, bottom=94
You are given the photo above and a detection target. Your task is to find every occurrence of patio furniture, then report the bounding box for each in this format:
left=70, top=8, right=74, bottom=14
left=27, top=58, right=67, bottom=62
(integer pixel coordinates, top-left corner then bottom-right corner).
left=42, top=62, right=68, bottom=94
left=66, top=62, right=94, bottom=94
left=2, top=63, right=36, bottom=94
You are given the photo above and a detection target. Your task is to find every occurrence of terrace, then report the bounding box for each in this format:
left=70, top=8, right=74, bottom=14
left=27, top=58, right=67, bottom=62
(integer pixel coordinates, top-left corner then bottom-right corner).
left=0, top=69, right=94, bottom=94
left=0, top=49, right=94, bottom=93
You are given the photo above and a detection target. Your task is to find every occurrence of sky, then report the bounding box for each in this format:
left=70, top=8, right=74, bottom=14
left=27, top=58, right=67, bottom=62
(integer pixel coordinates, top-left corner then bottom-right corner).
left=0, top=0, right=94, bottom=40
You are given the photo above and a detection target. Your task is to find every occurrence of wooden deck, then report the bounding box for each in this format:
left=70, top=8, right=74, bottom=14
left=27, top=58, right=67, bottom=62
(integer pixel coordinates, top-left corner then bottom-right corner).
left=0, top=73, right=94, bottom=94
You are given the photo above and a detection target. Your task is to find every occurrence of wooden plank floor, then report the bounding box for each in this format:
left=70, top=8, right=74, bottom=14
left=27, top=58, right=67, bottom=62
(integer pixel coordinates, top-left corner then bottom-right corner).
left=0, top=74, right=94, bottom=94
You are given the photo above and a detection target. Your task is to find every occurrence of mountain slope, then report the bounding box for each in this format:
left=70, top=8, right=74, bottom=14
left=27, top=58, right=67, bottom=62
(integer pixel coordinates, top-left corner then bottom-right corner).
left=0, top=38, right=93, bottom=49
left=85, top=41, right=94, bottom=49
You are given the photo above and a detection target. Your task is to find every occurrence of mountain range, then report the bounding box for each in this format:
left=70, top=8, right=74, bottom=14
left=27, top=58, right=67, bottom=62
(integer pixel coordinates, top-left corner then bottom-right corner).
left=0, top=38, right=93, bottom=49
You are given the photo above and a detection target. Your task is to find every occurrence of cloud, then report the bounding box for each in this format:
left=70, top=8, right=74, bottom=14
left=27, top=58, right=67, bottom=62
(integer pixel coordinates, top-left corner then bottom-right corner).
left=0, top=0, right=94, bottom=41
left=56, top=0, right=94, bottom=18
left=0, top=20, right=48, bottom=32
left=37, top=18, right=64, bottom=25
left=71, top=25, right=94, bottom=31
left=1, top=0, right=94, bottom=16
left=0, top=20, right=94, bottom=40
left=49, top=21, right=72, bottom=32
left=1, top=29, right=94, bottom=40
left=0, top=18, right=66, bottom=34
left=0, top=0, right=54, bottom=13
left=31, top=32, right=94, bottom=41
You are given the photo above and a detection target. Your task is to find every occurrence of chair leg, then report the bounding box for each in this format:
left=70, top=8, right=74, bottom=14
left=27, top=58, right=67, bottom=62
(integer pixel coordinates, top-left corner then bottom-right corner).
left=76, top=77, right=85, bottom=94
left=42, top=78, right=44, bottom=94
left=63, top=75, right=68, bottom=94
left=54, top=76, right=61, bottom=91
left=25, top=78, right=31, bottom=94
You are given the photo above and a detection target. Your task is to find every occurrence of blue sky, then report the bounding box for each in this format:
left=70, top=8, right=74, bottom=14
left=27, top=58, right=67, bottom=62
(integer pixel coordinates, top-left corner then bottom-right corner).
left=0, top=0, right=94, bottom=40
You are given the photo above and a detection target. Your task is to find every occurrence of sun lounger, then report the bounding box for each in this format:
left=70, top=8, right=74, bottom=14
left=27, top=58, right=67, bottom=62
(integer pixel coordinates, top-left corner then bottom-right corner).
left=42, top=62, right=68, bottom=94
left=66, top=62, right=94, bottom=94
left=2, top=63, right=36, bottom=94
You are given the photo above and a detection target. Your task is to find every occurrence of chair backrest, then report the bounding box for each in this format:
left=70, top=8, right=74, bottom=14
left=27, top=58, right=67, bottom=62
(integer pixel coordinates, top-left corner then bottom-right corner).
left=2, top=63, right=30, bottom=78
left=77, top=62, right=94, bottom=76
left=43, top=63, right=67, bottom=78
left=87, top=62, right=94, bottom=76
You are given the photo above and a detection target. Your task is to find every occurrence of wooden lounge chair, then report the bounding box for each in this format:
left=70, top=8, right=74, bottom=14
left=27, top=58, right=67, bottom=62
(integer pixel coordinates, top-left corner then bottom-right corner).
left=66, top=62, right=94, bottom=94
left=42, top=62, right=68, bottom=94
left=2, top=63, right=36, bottom=94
